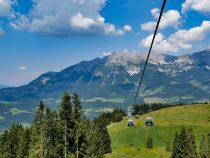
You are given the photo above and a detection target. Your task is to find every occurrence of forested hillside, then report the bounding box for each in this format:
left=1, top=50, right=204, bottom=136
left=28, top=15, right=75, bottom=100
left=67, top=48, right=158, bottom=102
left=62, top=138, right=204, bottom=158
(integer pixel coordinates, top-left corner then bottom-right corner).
left=0, top=93, right=112, bottom=158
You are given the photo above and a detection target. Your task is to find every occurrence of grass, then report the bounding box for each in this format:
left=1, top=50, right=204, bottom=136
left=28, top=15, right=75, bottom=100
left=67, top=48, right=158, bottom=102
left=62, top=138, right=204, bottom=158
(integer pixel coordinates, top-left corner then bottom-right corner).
left=0, top=101, right=17, bottom=105
left=106, top=104, right=210, bottom=158
left=140, top=86, right=164, bottom=97
left=85, top=97, right=125, bottom=104
left=0, top=115, right=4, bottom=120
left=9, top=108, right=31, bottom=116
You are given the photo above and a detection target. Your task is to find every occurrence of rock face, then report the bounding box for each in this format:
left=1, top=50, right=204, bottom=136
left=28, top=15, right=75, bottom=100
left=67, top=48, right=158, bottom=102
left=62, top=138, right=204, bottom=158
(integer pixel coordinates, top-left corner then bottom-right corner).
left=0, top=50, right=210, bottom=130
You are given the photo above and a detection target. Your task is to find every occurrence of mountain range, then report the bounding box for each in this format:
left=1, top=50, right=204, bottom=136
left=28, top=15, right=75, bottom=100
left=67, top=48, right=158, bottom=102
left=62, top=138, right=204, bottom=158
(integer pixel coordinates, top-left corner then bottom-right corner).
left=0, top=49, right=210, bottom=131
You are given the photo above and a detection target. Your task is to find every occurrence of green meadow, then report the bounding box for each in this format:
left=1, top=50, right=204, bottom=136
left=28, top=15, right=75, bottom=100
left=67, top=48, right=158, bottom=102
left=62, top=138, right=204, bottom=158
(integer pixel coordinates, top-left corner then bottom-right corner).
left=106, top=104, right=210, bottom=158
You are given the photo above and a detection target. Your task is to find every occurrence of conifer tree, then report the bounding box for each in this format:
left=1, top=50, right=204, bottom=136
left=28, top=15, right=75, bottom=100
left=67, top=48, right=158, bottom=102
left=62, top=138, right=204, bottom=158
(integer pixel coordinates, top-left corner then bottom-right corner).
left=17, top=128, right=30, bottom=158
left=199, top=135, right=208, bottom=158
left=165, top=139, right=171, bottom=151
left=43, top=108, right=58, bottom=158
left=187, top=128, right=198, bottom=158
left=171, top=132, right=179, bottom=158
left=58, top=92, right=74, bottom=158
left=172, top=127, right=198, bottom=158
left=72, top=93, right=83, bottom=120
left=96, top=120, right=112, bottom=154
left=29, top=100, right=45, bottom=158
left=146, top=135, right=153, bottom=149
left=0, top=131, right=10, bottom=158
left=207, top=134, right=210, bottom=157
left=86, top=122, right=104, bottom=158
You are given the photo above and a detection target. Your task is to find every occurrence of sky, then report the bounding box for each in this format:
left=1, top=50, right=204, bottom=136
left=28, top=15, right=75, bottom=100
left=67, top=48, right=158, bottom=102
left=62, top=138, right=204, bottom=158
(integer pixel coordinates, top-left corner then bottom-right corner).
left=0, top=0, right=210, bottom=86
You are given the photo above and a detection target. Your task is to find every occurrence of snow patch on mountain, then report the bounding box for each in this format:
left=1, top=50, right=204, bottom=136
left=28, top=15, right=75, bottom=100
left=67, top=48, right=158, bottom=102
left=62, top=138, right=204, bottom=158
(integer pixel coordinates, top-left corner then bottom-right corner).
left=205, top=65, right=210, bottom=70
left=41, top=77, right=50, bottom=84
left=127, top=66, right=140, bottom=76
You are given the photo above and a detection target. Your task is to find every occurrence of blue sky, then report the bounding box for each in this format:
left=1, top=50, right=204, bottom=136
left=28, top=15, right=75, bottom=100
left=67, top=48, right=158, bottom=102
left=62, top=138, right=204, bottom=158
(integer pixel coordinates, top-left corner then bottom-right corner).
left=0, top=0, right=210, bottom=86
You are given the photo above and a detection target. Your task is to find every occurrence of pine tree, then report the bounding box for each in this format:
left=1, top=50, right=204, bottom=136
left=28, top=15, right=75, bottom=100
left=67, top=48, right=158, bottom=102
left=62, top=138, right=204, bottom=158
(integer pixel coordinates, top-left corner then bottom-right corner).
left=72, top=93, right=83, bottom=120
left=199, top=135, right=208, bottom=158
left=43, top=108, right=58, bottom=158
left=8, top=124, right=23, bottom=158
left=0, top=130, right=10, bottom=158
left=172, top=127, right=198, bottom=158
left=171, top=132, right=179, bottom=158
left=17, top=128, right=30, bottom=158
left=207, top=134, right=210, bottom=157
left=86, top=122, right=104, bottom=158
left=146, top=135, right=153, bottom=149
left=96, top=120, right=112, bottom=154
left=165, top=139, right=171, bottom=151
left=29, top=100, right=45, bottom=158
left=58, top=92, right=74, bottom=158
left=187, top=128, right=198, bottom=158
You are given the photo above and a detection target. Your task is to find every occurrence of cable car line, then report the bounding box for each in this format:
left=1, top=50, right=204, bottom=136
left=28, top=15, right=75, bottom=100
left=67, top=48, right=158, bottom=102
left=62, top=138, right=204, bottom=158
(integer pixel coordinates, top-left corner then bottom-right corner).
left=179, top=80, right=210, bottom=98
left=172, top=80, right=210, bottom=102
left=133, top=0, right=167, bottom=106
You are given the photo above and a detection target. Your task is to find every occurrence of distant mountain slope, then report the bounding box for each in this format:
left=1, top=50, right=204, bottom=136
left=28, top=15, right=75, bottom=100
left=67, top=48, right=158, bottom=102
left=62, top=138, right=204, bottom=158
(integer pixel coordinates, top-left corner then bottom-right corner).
left=106, top=104, right=210, bottom=158
left=0, top=49, right=210, bottom=131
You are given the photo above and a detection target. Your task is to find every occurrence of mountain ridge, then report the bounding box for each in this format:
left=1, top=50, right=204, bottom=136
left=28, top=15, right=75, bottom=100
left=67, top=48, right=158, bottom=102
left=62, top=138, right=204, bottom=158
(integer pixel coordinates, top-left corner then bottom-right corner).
left=0, top=49, right=210, bottom=131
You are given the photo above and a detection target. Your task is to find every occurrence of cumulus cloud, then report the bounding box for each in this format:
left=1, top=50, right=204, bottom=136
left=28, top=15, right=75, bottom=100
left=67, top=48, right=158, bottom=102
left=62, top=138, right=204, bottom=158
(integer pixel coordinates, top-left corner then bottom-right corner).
left=141, top=33, right=177, bottom=53
left=123, top=25, right=132, bottom=32
left=11, top=0, right=129, bottom=36
left=18, top=66, right=27, bottom=71
left=0, top=0, right=14, bottom=17
left=141, top=9, right=181, bottom=32
left=141, top=21, right=210, bottom=53
left=182, top=0, right=210, bottom=13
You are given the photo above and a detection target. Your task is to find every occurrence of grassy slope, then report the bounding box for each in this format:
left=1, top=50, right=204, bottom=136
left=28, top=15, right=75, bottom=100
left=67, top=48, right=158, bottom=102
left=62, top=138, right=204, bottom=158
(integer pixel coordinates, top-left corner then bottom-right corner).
left=106, top=104, right=210, bottom=158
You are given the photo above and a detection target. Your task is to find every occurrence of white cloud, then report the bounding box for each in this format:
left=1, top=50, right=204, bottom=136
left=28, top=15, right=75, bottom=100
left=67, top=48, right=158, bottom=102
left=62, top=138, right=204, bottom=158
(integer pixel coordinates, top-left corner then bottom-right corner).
left=123, top=25, right=132, bottom=32
left=18, top=66, right=27, bottom=71
left=141, top=33, right=177, bottom=53
left=0, top=0, right=13, bottom=17
left=141, top=21, right=210, bottom=53
left=141, top=9, right=181, bottom=32
left=102, top=51, right=112, bottom=56
left=182, top=0, right=210, bottom=13
left=150, top=8, right=159, bottom=19
left=11, top=0, right=128, bottom=36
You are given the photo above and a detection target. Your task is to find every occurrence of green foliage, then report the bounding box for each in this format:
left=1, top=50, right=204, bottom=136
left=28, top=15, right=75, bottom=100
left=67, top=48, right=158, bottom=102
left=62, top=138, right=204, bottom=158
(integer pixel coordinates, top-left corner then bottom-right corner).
left=0, top=92, right=112, bottom=158
left=171, top=127, right=198, bottom=158
left=199, top=134, right=210, bottom=158
left=165, top=139, right=171, bottom=152
left=96, top=108, right=126, bottom=126
left=146, top=135, right=153, bottom=149
left=107, top=104, right=210, bottom=158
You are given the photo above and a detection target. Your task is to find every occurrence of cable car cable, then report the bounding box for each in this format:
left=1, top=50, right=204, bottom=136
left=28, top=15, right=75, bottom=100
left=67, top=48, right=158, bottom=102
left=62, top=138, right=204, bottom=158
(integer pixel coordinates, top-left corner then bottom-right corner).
left=170, top=80, right=210, bottom=102
left=133, top=0, right=167, bottom=106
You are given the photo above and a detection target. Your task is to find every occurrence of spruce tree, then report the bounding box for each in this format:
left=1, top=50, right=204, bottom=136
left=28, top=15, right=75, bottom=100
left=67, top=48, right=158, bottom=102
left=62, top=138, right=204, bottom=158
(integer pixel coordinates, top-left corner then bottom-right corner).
left=72, top=93, right=83, bottom=120
left=86, top=122, right=104, bottom=158
left=146, top=135, right=153, bottom=149
left=17, top=128, right=30, bottom=158
left=43, top=108, right=58, bottom=158
left=96, top=120, right=112, bottom=154
left=171, top=132, right=179, bottom=158
left=29, top=100, right=45, bottom=158
left=199, top=135, right=208, bottom=158
left=172, top=127, right=198, bottom=158
left=187, top=128, right=198, bottom=158
left=207, top=134, right=210, bottom=157
left=165, top=139, right=171, bottom=151
left=0, top=130, right=10, bottom=158
left=58, top=92, right=74, bottom=157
